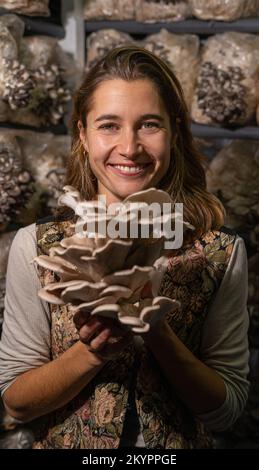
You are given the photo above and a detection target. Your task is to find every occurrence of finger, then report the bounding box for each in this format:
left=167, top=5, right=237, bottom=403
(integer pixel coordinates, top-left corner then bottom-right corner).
left=76, top=314, right=117, bottom=330
left=88, top=327, right=112, bottom=352
left=73, top=311, right=91, bottom=330
left=93, top=315, right=131, bottom=336
left=79, top=319, right=103, bottom=343
left=90, top=330, right=132, bottom=359
left=92, top=328, right=132, bottom=353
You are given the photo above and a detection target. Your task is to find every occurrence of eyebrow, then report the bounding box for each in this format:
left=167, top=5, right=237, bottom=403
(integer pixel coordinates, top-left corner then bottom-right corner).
left=94, top=113, right=165, bottom=122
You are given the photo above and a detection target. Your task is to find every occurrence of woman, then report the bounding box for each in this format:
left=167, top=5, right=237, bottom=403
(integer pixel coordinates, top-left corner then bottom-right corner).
left=0, top=46, right=249, bottom=449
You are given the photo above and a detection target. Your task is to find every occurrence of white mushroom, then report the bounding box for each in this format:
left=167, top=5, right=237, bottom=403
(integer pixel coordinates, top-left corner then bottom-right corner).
left=35, top=186, right=193, bottom=333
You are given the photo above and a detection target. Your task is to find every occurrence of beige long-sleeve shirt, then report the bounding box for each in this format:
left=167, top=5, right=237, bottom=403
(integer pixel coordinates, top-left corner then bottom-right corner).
left=0, top=223, right=250, bottom=439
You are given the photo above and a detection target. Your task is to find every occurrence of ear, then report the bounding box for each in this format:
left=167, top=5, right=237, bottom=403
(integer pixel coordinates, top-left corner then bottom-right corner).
left=78, top=120, right=89, bottom=153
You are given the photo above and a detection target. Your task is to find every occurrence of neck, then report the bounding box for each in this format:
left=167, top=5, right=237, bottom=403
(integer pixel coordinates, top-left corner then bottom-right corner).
left=96, top=192, right=123, bottom=208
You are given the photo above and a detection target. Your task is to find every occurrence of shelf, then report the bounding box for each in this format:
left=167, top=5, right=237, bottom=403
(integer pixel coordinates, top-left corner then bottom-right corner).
left=191, top=123, right=259, bottom=140
left=0, top=122, right=68, bottom=135
left=85, top=18, right=259, bottom=36
left=0, top=4, right=65, bottom=38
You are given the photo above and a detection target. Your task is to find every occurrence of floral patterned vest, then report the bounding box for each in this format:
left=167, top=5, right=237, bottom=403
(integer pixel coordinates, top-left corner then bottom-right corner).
left=32, top=216, right=236, bottom=449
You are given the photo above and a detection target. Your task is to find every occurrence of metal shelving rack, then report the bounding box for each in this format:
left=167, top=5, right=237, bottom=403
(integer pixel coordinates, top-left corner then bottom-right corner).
left=0, top=121, right=67, bottom=135
left=191, top=123, right=259, bottom=141
left=84, top=13, right=259, bottom=140
left=84, top=18, right=259, bottom=36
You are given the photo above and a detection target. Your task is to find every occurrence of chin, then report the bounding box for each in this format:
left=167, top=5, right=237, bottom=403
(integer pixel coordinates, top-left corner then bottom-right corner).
left=113, top=181, right=150, bottom=199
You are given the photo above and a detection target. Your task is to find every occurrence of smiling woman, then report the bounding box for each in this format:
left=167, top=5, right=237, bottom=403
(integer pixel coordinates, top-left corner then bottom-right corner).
left=0, top=46, right=249, bottom=449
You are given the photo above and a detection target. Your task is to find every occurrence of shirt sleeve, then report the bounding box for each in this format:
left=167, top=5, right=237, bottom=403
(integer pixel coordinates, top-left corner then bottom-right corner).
left=0, top=223, right=51, bottom=397
left=197, top=235, right=250, bottom=431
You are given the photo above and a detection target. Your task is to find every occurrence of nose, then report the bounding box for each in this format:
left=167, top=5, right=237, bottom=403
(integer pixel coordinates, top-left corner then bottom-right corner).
left=117, top=128, right=143, bottom=159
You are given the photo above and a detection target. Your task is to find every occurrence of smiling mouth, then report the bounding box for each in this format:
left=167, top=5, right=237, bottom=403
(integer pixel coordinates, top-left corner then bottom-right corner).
left=108, top=163, right=152, bottom=176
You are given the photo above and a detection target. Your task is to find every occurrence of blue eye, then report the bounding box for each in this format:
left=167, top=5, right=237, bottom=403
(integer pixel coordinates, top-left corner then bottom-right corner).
left=142, top=122, right=160, bottom=130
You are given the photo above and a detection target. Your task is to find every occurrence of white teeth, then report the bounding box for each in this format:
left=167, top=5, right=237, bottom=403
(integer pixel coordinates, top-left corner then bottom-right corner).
left=113, top=165, right=145, bottom=173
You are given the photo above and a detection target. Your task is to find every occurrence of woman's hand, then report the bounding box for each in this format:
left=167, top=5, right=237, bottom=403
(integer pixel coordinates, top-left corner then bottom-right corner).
left=74, top=313, right=133, bottom=362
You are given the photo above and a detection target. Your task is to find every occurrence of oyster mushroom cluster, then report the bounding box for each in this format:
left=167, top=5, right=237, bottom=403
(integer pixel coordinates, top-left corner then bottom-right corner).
left=0, top=0, right=50, bottom=17
left=44, top=168, right=66, bottom=212
left=35, top=187, right=193, bottom=333
left=84, top=0, right=135, bottom=21
left=0, top=16, right=74, bottom=127
left=28, top=64, right=71, bottom=125
left=0, top=129, right=69, bottom=226
left=191, top=32, right=259, bottom=127
left=2, top=60, right=71, bottom=126
left=206, top=140, right=259, bottom=251
left=194, top=62, right=247, bottom=126
left=20, top=131, right=69, bottom=218
left=189, top=0, right=259, bottom=21
left=86, top=29, right=133, bottom=70
left=136, top=0, right=192, bottom=22
left=143, top=29, right=199, bottom=108
left=0, top=133, right=33, bottom=231
left=2, top=58, right=35, bottom=110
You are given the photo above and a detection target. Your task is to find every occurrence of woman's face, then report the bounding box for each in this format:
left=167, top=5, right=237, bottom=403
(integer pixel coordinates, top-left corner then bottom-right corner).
left=79, top=78, right=173, bottom=204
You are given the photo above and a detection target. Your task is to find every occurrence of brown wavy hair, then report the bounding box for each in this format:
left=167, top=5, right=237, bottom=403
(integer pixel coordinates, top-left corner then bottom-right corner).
left=60, top=45, right=225, bottom=240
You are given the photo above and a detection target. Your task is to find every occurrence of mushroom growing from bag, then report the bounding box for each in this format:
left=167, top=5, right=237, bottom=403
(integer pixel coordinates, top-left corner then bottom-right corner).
left=34, top=187, right=193, bottom=333
left=0, top=132, right=34, bottom=231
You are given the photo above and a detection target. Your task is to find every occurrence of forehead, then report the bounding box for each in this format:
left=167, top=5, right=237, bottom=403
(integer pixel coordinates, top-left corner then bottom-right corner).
left=89, top=78, right=166, bottom=113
